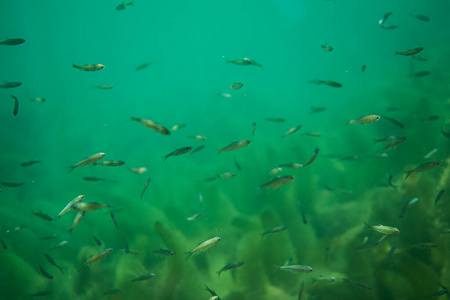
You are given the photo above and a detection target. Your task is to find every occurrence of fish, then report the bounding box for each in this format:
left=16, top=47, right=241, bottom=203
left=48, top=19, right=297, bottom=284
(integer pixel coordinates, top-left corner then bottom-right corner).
left=366, top=223, right=399, bottom=235
left=93, top=160, right=125, bottom=167
left=205, top=284, right=221, bottom=300
left=348, top=115, right=380, bottom=124
left=234, top=157, right=242, bottom=171
left=216, top=261, right=245, bottom=277
left=384, top=136, right=407, bottom=150
left=187, top=135, right=206, bottom=140
left=424, top=148, right=438, bottom=159
left=260, top=175, right=295, bottom=189
left=110, top=213, right=118, bottom=230
left=405, top=161, right=440, bottom=180
left=72, top=202, right=110, bottom=212
left=30, top=98, right=46, bottom=102
left=83, top=176, right=106, bottom=182
left=421, top=115, right=440, bottom=122
left=92, top=85, right=113, bottom=89
left=217, top=172, right=236, bottom=179
left=395, top=47, right=423, bottom=56
left=152, top=248, right=175, bottom=256
left=40, top=234, right=57, bottom=241
left=425, top=284, right=449, bottom=298
left=409, top=13, right=430, bottom=21
left=103, top=289, right=122, bottom=295
left=129, top=167, right=148, bottom=174
left=131, top=116, right=170, bottom=135
left=20, top=160, right=41, bottom=167
left=135, top=62, right=152, bottom=70
left=309, top=106, right=326, bottom=115
left=32, top=210, right=53, bottom=221
left=298, top=281, right=305, bottom=300
left=441, top=125, right=450, bottom=139
left=309, top=79, right=342, bottom=88
left=300, top=204, right=307, bottom=225
left=141, top=178, right=151, bottom=200
left=303, top=147, right=320, bottom=168
left=185, top=237, right=221, bottom=260
left=58, top=195, right=84, bottom=218
left=252, top=122, right=256, bottom=140
left=11, top=95, right=18, bottom=116
left=282, top=125, right=302, bottom=137
left=342, top=278, right=373, bottom=290
left=187, top=208, right=206, bottom=221
left=0, top=38, right=25, bottom=45
left=410, top=71, right=431, bottom=77
left=93, top=235, right=102, bottom=246
left=1, top=240, right=7, bottom=249
left=265, top=118, right=285, bottom=122
left=435, top=190, right=445, bottom=207
left=278, top=163, right=302, bottom=169
left=190, top=145, right=205, bottom=155
left=68, top=152, right=106, bottom=173
left=362, top=65, right=366, bottom=72
left=171, top=124, right=186, bottom=131
left=379, top=12, right=392, bottom=25
left=300, top=132, right=321, bottom=137
left=409, top=243, right=438, bottom=249
left=44, top=253, right=63, bottom=274
left=321, top=44, right=333, bottom=52
left=29, top=291, right=52, bottom=297
left=380, top=24, right=398, bottom=30
left=373, top=135, right=400, bottom=144
left=268, top=167, right=283, bottom=175
left=354, top=242, right=379, bottom=252
left=39, top=265, right=53, bottom=279
left=124, top=243, right=139, bottom=255
left=1, top=181, right=24, bottom=187
left=0, top=81, right=22, bottom=88
left=131, top=273, right=156, bottom=282
left=382, top=115, right=404, bottom=128
left=229, top=82, right=244, bottom=90
left=72, top=63, right=104, bottom=71
left=275, top=264, right=314, bottom=273
left=226, top=57, right=263, bottom=68
left=69, top=211, right=85, bottom=233
left=312, top=275, right=337, bottom=283
left=78, top=248, right=113, bottom=272
left=163, top=146, right=193, bottom=161
left=218, top=140, right=250, bottom=154
left=260, top=226, right=287, bottom=238
left=388, top=175, right=397, bottom=189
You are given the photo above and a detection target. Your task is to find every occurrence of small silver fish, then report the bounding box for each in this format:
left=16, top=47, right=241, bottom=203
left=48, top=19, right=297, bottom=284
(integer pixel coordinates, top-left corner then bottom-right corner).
left=218, top=140, right=250, bottom=154
left=275, top=264, right=314, bottom=273
left=185, top=237, right=221, bottom=260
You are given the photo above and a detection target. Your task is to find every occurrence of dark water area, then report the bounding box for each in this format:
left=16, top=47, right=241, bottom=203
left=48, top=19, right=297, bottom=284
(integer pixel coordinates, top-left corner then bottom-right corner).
left=1, top=0, right=450, bottom=299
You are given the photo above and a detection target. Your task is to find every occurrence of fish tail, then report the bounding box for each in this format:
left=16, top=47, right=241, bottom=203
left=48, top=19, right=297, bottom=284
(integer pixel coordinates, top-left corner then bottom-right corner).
left=184, top=251, right=193, bottom=260
left=217, top=271, right=221, bottom=278
left=395, top=51, right=399, bottom=55
left=404, top=171, right=412, bottom=180
left=67, top=166, right=75, bottom=174
left=72, top=63, right=79, bottom=69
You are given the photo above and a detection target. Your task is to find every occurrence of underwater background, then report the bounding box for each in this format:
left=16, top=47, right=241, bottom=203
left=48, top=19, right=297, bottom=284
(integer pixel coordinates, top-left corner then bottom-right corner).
left=1, top=0, right=450, bottom=299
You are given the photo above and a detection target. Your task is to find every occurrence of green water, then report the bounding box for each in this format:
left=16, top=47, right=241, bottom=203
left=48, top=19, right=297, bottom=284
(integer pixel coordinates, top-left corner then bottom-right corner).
left=1, top=0, right=450, bottom=299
